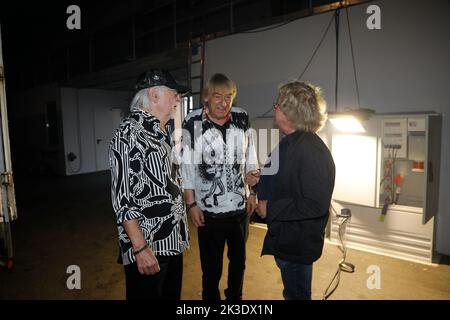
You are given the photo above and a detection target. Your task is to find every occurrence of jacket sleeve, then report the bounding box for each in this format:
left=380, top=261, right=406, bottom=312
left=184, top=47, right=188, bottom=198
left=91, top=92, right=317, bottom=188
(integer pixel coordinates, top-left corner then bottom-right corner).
left=109, top=127, right=143, bottom=225
left=268, top=146, right=333, bottom=222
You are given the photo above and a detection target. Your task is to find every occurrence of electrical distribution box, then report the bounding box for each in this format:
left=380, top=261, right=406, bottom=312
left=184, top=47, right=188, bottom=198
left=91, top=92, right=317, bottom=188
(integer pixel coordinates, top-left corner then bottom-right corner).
left=378, top=114, right=441, bottom=223
left=382, top=118, right=407, bottom=158
left=330, top=113, right=441, bottom=220
left=325, top=112, right=442, bottom=264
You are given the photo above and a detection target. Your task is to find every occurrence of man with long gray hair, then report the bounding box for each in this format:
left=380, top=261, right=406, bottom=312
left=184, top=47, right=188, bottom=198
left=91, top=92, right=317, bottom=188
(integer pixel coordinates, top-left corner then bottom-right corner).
left=109, top=69, right=190, bottom=300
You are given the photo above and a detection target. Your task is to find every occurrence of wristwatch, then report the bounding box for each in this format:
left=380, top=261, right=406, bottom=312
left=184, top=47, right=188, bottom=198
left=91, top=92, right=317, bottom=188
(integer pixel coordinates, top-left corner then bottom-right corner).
left=186, top=201, right=197, bottom=211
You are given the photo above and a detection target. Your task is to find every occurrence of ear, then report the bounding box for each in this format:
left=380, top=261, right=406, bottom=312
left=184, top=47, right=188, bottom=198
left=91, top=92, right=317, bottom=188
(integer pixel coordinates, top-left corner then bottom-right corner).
left=149, top=87, right=158, bottom=102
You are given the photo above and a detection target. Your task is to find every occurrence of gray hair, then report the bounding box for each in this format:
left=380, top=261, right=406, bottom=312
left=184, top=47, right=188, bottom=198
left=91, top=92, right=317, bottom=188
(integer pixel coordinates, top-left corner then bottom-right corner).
left=278, top=80, right=327, bottom=133
left=130, top=86, right=172, bottom=113
left=130, top=88, right=150, bottom=112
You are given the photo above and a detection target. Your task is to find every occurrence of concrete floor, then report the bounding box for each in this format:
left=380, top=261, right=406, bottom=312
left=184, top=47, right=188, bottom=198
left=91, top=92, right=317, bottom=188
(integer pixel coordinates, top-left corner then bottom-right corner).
left=1, top=171, right=449, bottom=300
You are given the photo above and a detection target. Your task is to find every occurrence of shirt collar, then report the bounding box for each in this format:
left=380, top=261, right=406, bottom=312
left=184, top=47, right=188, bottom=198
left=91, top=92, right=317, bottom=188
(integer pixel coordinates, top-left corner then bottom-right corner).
left=202, top=106, right=232, bottom=125
left=134, top=109, right=156, bottom=121
left=133, top=109, right=167, bottom=138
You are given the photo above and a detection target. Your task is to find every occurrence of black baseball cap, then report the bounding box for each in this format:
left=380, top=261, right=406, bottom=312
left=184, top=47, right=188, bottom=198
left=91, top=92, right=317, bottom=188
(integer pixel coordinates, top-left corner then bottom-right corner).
left=135, top=69, right=190, bottom=94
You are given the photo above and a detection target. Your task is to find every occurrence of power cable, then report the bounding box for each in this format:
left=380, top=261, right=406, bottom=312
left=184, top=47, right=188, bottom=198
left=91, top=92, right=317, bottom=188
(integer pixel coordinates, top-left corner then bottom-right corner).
left=334, top=7, right=340, bottom=112
left=253, top=1, right=363, bottom=119
left=323, top=207, right=355, bottom=300
left=298, top=13, right=335, bottom=81
left=254, top=12, right=335, bottom=118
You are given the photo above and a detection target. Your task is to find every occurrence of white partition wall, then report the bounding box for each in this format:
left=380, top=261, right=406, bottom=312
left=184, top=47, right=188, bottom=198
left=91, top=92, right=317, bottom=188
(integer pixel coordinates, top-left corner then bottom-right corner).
left=61, top=88, right=131, bottom=175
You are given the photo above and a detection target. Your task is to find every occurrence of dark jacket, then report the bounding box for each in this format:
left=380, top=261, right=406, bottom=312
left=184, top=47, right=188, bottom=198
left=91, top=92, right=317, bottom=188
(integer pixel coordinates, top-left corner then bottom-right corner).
left=261, top=130, right=335, bottom=264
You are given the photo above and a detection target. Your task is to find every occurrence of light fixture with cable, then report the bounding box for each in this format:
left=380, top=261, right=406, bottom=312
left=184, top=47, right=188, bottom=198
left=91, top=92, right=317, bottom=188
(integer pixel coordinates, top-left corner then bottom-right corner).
left=328, top=1, right=374, bottom=133
left=328, top=108, right=375, bottom=133
left=329, top=115, right=366, bottom=133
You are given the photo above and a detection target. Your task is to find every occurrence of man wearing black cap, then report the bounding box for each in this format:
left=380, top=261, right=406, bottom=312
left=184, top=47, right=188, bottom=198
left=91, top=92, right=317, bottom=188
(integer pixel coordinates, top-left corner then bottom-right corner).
left=109, top=69, right=190, bottom=300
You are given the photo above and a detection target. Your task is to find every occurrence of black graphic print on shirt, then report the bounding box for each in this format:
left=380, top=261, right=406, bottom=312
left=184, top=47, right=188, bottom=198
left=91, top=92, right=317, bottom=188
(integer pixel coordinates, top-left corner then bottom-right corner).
left=181, top=107, right=259, bottom=216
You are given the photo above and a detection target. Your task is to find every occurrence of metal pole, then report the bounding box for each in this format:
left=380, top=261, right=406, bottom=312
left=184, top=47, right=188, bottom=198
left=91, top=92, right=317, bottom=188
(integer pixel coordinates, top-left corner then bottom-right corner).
left=334, top=7, right=340, bottom=112
left=0, top=24, right=18, bottom=267
left=0, top=25, right=14, bottom=185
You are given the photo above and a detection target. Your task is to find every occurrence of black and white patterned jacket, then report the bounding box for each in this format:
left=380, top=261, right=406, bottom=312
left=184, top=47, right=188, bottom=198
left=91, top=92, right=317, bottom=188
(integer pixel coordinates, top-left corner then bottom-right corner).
left=109, top=110, right=189, bottom=265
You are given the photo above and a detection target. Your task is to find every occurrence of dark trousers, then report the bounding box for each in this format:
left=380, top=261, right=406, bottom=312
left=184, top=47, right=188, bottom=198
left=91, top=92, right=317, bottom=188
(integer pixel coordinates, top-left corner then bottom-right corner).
left=275, top=257, right=312, bottom=300
left=124, top=254, right=183, bottom=300
left=197, top=212, right=248, bottom=301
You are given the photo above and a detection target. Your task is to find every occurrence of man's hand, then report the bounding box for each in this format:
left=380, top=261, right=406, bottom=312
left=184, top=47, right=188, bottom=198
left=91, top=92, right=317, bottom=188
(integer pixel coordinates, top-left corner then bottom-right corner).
left=246, top=194, right=258, bottom=216
left=188, top=206, right=205, bottom=227
left=135, top=247, right=160, bottom=275
left=256, top=200, right=267, bottom=219
left=123, top=219, right=159, bottom=275
left=245, top=170, right=260, bottom=187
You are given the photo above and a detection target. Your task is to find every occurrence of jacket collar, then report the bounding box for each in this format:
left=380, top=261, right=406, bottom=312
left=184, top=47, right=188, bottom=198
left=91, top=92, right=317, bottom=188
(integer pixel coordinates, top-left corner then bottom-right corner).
left=133, top=109, right=167, bottom=138
left=134, top=109, right=157, bottom=122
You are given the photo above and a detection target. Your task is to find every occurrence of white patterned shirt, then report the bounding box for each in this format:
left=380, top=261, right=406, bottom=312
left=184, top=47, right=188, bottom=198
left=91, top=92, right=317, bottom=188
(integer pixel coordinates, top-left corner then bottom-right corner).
left=181, top=107, right=259, bottom=218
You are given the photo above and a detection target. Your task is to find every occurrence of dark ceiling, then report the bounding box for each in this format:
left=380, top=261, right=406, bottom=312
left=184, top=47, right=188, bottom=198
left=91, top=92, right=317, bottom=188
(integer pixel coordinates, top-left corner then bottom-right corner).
left=0, top=0, right=369, bottom=93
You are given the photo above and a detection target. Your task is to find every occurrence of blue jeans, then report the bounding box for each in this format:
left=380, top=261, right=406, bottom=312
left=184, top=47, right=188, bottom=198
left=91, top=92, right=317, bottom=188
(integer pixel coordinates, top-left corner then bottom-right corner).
left=275, top=257, right=312, bottom=300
